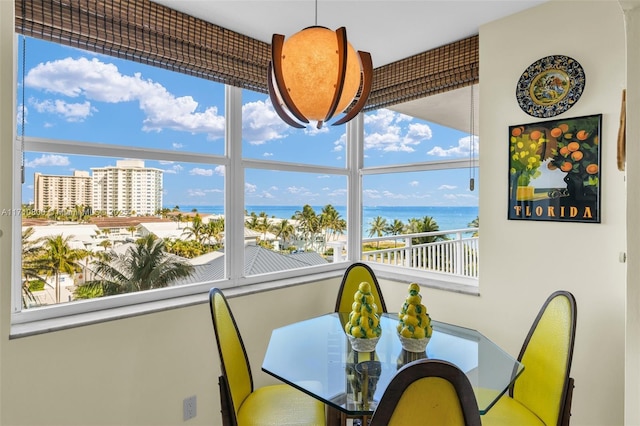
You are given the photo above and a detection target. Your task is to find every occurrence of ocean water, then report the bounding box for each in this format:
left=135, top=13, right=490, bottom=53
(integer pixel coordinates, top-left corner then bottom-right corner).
left=177, top=205, right=479, bottom=235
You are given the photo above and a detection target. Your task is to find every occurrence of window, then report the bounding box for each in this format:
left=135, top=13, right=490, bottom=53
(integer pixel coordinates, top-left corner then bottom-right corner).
left=360, top=109, right=479, bottom=283
left=13, top=12, right=480, bottom=328
left=16, top=36, right=229, bottom=317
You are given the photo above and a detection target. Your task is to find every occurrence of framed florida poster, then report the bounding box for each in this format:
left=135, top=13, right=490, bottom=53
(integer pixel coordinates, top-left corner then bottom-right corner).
left=508, top=114, right=602, bottom=223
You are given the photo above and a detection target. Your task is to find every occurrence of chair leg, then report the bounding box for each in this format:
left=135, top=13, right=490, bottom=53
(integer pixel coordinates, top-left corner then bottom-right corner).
left=326, top=405, right=343, bottom=426
left=560, top=377, right=575, bottom=426
left=218, top=375, right=234, bottom=426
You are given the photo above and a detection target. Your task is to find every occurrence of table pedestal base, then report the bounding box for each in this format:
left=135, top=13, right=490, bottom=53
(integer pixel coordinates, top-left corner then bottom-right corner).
left=326, top=405, right=370, bottom=426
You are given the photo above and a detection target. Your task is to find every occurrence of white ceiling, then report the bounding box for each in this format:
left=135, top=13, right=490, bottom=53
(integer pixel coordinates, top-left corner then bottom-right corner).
left=152, top=0, right=547, bottom=131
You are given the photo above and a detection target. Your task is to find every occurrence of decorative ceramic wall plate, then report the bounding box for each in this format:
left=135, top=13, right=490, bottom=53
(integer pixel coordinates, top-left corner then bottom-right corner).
left=516, top=55, right=585, bottom=118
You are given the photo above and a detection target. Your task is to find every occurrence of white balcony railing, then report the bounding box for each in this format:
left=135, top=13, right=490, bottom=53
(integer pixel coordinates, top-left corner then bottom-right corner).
left=362, top=228, right=479, bottom=278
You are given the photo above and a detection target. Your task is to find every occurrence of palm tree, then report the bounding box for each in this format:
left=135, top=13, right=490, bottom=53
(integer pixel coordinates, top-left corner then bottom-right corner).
left=86, top=234, right=194, bottom=296
left=256, top=216, right=270, bottom=242
left=174, top=213, right=184, bottom=229
left=271, top=219, right=295, bottom=251
left=202, top=218, right=225, bottom=247
left=98, top=240, right=112, bottom=251
left=164, top=239, right=205, bottom=258
left=405, top=216, right=448, bottom=244
left=386, top=219, right=405, bottom=248
left=293, top=205, right=320, bottom=251
left=182, top=214, right=205, bottom=242
left=245, top=213, right=259, bottom=231
left=468, top=216, right=479, bottom=237
left=38, top=235, right=87, bottom=304
left=21, top=227, right=44, bottom=307
left=320, top=204, right=345, bottom=243
left=368, top=216, right=388, bottom=249
left=126, top=225, right=137, bottom=237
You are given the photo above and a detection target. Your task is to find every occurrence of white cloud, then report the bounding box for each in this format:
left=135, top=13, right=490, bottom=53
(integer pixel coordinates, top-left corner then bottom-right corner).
left=185, top=188, right=222, bottom=197
left=326, top=188, right=347, bottom=198
left=438, top=184, right=457, bottom=190
left=363, top=109, right=428, bottom=153
left=187, top=189, right=206, bottom=197
left=162, top=164, right=184, bottom=174
left=381, top=190, right=409, bottom=200
left=189, top=168, right=214, bottom=176
left=428, top=135, right=479, bottom=157
left=242, top=98, right=289, bottom=145
left=25, top=154, right=70, bottom=168
left=405, top=122, right=433, bottom=143
left=30, top=98, right=95, bottom=122
left=25, top=56, right=225, bottom=138
left=16, top=104, right=28, bottom=126
left=172, top=142, right=184, bottom=149
left=263, top=152, right=274, bottom=157
left=363, top=189, right=382, bottom=199
left=287, top=186, right=307, bottom=194
left=245, top=183, right=257, bottom=193
left=409, top=180, right=419, bottom=187
left=188, top=165, right=223, bottom=177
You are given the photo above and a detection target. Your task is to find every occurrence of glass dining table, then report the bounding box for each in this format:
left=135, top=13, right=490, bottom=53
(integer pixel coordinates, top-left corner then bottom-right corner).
left=262, top=312, right=523, bottom=424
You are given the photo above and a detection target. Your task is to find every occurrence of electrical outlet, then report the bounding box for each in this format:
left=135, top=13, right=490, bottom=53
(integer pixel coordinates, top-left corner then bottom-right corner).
left=183, top=395, right=197, bottom=421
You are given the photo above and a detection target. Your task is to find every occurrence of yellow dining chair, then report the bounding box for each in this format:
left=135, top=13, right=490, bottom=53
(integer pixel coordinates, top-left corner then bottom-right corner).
left=369, top=359, right=481, bottom=426
left=209, top=288, right=326, bottom=426
left=335, top=262, right=387, bottom=313
left=482, top=290, right=577, bottom=426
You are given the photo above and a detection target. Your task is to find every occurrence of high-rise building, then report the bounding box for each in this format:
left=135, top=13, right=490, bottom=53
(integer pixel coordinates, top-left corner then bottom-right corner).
left=34, top=170, right=92, bottom=213
left=92, top=160, right=163, bottom=216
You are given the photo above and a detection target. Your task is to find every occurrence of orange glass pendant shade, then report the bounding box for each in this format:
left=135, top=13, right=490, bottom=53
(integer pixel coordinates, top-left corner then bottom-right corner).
left=268, top=26, right=373, bottom=129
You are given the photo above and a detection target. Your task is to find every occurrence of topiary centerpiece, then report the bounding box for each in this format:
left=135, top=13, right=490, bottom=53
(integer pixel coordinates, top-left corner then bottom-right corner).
left=397, top=283, right=433, bottom=352
left=344, top=282, right=382, bottom=352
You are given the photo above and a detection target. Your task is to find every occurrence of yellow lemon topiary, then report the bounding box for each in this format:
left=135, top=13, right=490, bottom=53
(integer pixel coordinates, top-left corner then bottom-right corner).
left=345, top=281, right=382, bottom=339
left=397, top=283, right=433, bottom=340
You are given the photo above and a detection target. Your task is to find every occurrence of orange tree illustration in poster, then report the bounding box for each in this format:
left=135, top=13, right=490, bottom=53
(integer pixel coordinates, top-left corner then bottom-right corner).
left=508, top=114, right=602, bottom=223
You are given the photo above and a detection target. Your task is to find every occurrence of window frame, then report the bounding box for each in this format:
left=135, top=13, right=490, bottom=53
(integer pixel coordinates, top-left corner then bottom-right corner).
left=10, top=41, right=479, bottom=336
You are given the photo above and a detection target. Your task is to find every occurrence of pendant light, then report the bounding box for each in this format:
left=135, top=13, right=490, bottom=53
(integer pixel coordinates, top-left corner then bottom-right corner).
left=268, top=1, right=373, bottom=129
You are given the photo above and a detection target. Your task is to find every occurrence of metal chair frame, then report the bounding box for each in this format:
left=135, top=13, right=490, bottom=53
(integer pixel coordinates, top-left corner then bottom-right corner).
left=369, top=359, right=481, bottom=426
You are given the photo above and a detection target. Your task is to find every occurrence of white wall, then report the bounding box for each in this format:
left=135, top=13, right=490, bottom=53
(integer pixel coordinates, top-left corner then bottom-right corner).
left=0, top=1, right=634, bottom=426
left=623, top=2, right=640, bottom=424
left=478, top=1, right=627, bottom=424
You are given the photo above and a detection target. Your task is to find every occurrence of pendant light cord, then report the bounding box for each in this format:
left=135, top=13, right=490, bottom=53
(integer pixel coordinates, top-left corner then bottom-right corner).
left=314, top=0, right=318, bottom=26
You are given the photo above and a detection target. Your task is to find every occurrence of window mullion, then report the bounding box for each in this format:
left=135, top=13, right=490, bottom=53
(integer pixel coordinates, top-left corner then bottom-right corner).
left=347, top=114, right=364, bottom=261
left=225, top=85, right=244, bottom=282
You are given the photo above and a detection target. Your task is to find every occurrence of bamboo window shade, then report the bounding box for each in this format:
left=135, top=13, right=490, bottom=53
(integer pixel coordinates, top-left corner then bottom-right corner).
left=15, top=0, right=478, bottom=111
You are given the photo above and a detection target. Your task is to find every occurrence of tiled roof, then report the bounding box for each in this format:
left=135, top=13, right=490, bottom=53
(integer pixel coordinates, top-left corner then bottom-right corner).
left=173, top=245, right=328, bottom=285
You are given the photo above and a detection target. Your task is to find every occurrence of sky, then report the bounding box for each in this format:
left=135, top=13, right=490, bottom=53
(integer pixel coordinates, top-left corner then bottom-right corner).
left=18, top=36, right=479, bottom=208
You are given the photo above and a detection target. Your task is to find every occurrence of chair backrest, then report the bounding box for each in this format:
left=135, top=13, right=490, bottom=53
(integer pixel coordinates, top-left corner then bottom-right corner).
left=369, top=359, right=481, bottom=426
left=209, top=288, right=253, bottom=425
left=335, top=262, right=387, bottom=313
left=511, top=290, right=577, bottom=426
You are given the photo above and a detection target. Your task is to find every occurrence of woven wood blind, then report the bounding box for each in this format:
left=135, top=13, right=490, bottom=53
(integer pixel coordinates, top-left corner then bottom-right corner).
left=15, top=0, right=478, bottom=109
left=15, top=0, right=271, bottom=92
left=364, top=35, right=479, bottom=111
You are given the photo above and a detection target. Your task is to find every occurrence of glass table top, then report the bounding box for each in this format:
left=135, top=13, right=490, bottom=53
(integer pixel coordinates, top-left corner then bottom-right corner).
left=262, top=312, right=524, bottom=416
